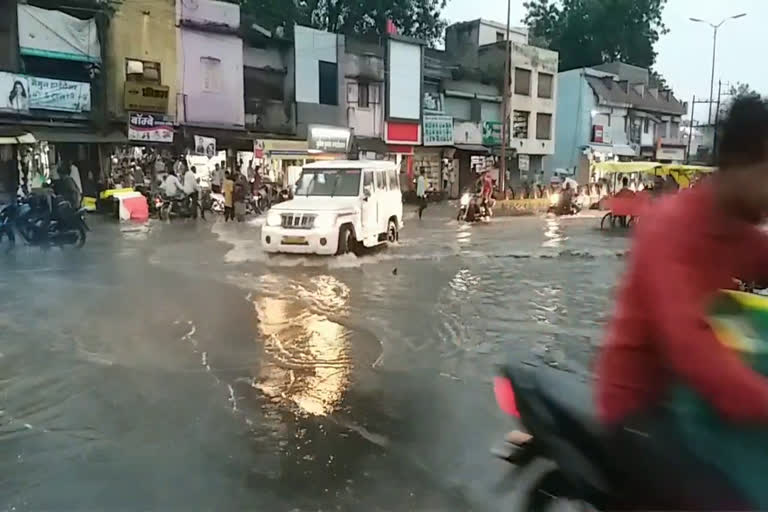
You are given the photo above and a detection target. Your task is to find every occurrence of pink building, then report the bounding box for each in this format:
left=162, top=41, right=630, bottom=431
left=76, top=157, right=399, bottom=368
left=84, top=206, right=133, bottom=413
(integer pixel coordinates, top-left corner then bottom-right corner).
left=177, top=0, right=244, bottom=130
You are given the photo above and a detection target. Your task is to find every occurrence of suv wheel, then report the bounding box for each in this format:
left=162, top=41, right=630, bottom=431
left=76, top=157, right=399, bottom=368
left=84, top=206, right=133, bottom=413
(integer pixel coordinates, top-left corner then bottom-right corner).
left=337, top=225, right=355, bottom=255
left=387, top=219, right=398, bottom=243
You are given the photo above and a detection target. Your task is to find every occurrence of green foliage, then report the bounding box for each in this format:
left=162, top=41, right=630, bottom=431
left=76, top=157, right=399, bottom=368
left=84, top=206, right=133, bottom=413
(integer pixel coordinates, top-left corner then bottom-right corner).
left=728, top=82, right=759, bottom=100
left=240, top=0, right=447, bottom=46
left=523, top=0, right=668, bottom=71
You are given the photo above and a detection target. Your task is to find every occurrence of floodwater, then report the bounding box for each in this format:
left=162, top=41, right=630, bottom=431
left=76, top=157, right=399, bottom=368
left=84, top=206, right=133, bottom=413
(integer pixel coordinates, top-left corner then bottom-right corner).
left=0, top=205, right=629, bottom=511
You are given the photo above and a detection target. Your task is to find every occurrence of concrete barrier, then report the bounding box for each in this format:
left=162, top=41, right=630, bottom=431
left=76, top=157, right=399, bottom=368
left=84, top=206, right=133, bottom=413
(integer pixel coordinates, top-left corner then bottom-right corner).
left=494, top=198, right=550, bottom=216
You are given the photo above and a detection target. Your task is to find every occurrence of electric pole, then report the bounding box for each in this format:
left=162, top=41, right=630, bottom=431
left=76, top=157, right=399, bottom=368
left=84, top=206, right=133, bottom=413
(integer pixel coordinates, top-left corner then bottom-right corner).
left=499, top=0, right=511, bottom=194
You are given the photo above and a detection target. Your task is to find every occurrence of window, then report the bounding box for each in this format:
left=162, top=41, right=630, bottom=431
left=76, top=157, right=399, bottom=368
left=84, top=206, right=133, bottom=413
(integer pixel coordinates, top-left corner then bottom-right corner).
left=670, top=121, right=680, bottom=138
left=513, top=110, right=530, bottom=139
left=363, top=171, right=374, bottom=191
left=358, top=83, right=370, bottom=108
left=126, top=59, right=161, bottom=83
left=537, top=72, right=553, bottom=99
left=319, top=61, right=338, bottom=106
left=244, top=67, right=284, bottom=102
left=375, top=170, right=385, bottom=190
left=536, top=113, right=552, bottom=140
left=514, top=68, right=531, bottom=96
left=388, top=169, right=399, bottom=191
left=643, top=119, right=649, bottom=134
left=496, top=31, right=505, bottom=42
left=294, top=170, right=362, bottom=197
left=200, top=57, right=222, bottom=93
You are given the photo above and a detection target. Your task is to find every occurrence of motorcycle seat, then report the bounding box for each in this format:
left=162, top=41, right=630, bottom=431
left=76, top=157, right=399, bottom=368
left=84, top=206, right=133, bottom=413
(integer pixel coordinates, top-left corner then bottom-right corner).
left=533, top=366, right=604, bottom=439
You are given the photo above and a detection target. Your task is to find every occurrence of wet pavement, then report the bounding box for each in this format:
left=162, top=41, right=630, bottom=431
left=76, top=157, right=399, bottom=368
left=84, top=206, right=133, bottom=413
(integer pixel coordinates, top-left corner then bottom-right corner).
left=0, top=204, right=629, bottom=511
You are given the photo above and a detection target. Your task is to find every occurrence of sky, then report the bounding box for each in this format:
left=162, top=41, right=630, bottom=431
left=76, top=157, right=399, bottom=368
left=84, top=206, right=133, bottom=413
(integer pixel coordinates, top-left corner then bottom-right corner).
left=442, top=0, right=767, bottom=123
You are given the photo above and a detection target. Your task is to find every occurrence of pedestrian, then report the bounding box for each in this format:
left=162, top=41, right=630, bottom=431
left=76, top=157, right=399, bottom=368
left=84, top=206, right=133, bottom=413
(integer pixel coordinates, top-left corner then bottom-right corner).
left=211, top=163, right=223, bottom=193
left=416, top=168, right=427, bottom=219
left=234, top=172, right=248, bottom=222
left=183, top=165, right=201, bottom=219
left=223, top=171, right=235, bottom=222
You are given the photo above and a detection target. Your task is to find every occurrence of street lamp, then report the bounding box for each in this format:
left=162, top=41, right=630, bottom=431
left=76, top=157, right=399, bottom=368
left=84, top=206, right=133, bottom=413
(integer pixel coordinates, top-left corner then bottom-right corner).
left=690, top=13, right=747, bottom=125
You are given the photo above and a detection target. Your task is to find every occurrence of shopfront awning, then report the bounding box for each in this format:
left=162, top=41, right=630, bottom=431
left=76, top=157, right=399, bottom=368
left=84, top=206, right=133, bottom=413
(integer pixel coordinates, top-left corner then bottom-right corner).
left=355, top=136, right=388, bottom=154
left=18, top=5, right=101, bottom=63
left=454, top=144, right=490, bottom=153
left=588, top=143, right=637, bottom=157
left=27, top=128, right=127, bottom=144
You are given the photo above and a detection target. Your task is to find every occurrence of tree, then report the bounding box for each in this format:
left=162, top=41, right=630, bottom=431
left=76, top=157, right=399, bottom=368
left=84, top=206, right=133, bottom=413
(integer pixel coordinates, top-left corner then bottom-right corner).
left=240, top=0, right=448, bottom=46
left=523, top=0, right=669, bottom=71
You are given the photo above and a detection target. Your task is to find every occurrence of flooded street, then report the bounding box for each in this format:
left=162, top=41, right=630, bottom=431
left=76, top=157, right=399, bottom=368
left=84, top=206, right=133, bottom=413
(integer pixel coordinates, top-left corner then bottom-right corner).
left=0, top=205, right=629, bottom=511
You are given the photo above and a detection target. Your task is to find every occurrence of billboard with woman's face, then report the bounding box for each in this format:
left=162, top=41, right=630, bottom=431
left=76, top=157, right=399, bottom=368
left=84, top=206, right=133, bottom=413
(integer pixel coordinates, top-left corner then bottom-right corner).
left=0, top=73, right=30, bottom=113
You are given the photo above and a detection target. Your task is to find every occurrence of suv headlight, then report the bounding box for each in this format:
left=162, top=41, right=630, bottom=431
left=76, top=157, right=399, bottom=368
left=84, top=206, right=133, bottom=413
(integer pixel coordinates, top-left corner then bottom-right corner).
left=266, top=211, right=282, bottom=227
left=314, top=213, right=336, bottom=230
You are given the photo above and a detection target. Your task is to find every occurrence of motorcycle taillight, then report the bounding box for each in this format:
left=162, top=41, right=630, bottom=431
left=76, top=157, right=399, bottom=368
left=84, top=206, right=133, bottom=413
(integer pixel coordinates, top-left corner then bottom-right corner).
left=493, top=376, right=520, bottom=418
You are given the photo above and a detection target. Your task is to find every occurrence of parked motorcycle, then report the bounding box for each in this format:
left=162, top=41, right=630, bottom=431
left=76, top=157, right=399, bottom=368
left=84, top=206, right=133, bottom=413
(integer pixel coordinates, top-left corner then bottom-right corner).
left=0, top=195, right=89, bottom=250
left=199, top=188, right=225, bottom=216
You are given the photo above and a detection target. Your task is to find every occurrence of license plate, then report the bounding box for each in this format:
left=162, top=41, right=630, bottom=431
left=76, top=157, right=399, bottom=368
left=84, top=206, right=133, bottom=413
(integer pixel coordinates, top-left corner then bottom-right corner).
left=282, top=235, right=307, bottom=245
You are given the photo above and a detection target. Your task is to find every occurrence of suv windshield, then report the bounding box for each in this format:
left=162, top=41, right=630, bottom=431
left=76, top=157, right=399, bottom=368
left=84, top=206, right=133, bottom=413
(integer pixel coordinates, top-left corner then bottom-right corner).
left=295, top=169, right=361, bottom=197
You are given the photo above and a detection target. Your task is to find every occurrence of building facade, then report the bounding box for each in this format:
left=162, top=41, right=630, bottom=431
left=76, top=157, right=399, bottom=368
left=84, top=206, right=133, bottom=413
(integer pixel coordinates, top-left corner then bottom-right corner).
left=0, top=0, right=114, bottom=202
left=177, top=0, right=244, bottom=132
left=446, top=18, right=559, bottom=186
left=550, top=62, right=687, bottom=182
left=107, top=0, right=177, bottom=125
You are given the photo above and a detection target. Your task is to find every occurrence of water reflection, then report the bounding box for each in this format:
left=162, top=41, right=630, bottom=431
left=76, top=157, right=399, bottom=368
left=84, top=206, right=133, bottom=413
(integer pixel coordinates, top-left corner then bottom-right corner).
left=543, top=216, right=565, bottom=248
left=253, top=275, right=352, bottom=416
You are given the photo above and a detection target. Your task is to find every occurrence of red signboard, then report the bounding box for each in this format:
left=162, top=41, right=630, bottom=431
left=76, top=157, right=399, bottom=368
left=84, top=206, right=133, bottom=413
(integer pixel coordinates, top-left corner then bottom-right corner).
left=386, top=121, right=421, bottom=144
left=592, top=125, right=604, bottom=143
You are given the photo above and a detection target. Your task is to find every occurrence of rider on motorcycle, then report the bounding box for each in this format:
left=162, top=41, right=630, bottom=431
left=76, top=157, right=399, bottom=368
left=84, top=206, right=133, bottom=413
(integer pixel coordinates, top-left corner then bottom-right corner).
left=596, top=95, right=768, bottom=509
left=161, top=170, right=184, bottom=201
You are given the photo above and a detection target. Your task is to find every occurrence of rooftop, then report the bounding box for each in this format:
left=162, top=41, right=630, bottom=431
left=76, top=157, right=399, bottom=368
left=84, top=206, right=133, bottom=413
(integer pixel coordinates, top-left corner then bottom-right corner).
left=585, top=74, right=686, bottom=116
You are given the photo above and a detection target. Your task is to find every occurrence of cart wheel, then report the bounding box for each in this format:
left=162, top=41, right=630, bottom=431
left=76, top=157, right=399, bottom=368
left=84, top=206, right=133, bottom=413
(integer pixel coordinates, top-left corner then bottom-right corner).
left=600, top=213, right=613, bottom=230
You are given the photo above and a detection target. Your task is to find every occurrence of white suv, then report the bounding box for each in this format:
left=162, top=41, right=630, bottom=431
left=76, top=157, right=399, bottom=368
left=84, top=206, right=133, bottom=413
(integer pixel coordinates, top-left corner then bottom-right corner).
left=261, top=160, right=403, bottom=255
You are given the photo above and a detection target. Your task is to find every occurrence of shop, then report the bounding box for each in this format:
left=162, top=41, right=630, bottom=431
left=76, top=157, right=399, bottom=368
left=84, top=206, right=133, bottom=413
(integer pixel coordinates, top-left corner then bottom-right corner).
left=416, top=114, right=456, bottom=197
left=385, top=121, right=421, bottom=189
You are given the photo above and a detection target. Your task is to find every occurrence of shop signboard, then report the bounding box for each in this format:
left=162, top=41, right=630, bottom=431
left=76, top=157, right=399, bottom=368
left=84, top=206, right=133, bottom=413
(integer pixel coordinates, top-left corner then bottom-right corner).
left=128, top=112, right=174, bottom=143
left=422, top=115, right=453, bottom=146
left=0, top=72, right=90, bottom=113
left=124, top=81, right=170, bottom=113
left=482, top=121, right=502, bottom=146
left=592, top=125, right=604, bottom=143
left=253, top=139, right=265, bottom=159
left=518, top=154, right=530, bottom=172
left=0, top=72, right=30, bottom=113
left=194, top=135, right=217, bottom=158
left=308, top=124, right=351, bottom=153
left=27, top=76, right=90, bottom=112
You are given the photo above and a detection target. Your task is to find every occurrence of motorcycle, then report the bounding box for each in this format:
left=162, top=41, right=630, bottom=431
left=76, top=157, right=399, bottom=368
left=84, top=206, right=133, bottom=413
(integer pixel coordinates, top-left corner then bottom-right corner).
left=547, top=192, right=581, bottom=216
left=159, top=194, right=201, bottom=221
left=457, top=193, right=492, bottom=222
left=200, top=188, right=225, bottom=216
left=0, top=195, right=89, bottom=250
left=493, top=361, right=615, bottom=510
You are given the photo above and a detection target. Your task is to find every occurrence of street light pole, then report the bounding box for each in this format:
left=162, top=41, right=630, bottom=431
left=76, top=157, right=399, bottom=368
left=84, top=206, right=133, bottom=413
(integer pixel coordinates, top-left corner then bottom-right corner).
left=708, top=27, right=717, bottom=125
left=500, top=0, right=511, bottom=194
left=690, top=13, right=746, bottom=125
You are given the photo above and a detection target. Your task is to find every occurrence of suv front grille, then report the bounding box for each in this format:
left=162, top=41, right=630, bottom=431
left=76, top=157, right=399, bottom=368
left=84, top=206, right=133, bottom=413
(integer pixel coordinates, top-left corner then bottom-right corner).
left=281, top=213, right=315, bottom=229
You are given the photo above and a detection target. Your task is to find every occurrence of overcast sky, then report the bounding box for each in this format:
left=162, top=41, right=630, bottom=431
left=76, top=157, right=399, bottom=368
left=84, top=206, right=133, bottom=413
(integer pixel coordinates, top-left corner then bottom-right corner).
left=443, top=0, right=765, bottom=122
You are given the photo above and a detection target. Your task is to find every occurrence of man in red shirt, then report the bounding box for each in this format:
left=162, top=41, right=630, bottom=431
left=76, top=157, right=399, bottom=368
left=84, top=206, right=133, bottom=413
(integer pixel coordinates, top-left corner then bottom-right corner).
left=596, top=96, right=768, bottom=508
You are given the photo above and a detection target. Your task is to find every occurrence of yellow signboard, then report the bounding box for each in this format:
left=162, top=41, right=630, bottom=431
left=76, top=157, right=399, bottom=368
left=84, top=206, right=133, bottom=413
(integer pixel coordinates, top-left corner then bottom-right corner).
left=124, top=82, right=169, bottom=113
